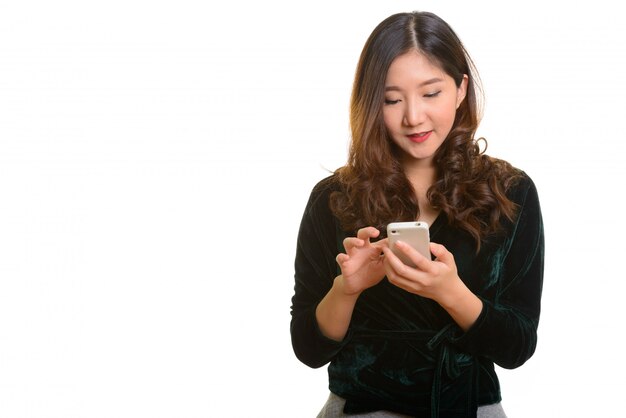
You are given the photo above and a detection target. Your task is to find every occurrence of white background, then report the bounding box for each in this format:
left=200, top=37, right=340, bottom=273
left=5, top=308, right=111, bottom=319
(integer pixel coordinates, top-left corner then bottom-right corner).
left=1, top=1, right=624, bottom=417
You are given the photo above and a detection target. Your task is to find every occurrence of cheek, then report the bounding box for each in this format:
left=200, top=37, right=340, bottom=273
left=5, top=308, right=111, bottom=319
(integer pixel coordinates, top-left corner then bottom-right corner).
left=382, top=107, right=405, bottom=131
left=434, top=102, right=458, bottom=127
left=382, top=110, right=395, bottom=132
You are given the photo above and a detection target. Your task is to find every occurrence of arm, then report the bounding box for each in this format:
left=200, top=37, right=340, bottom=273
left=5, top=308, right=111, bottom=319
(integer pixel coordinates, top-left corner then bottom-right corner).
left=383, top=240, right=483, bottom=332
left=316, top=227, right=388, bottom=341
left=382, top=176, right=544, bottom=369
left=290, top=183, right=345, bottom=368
left=290, top=181, right=387, bottom=367
left=451, top=177, right=544, bottom=368
left=314, top=275, right=360, bottom=342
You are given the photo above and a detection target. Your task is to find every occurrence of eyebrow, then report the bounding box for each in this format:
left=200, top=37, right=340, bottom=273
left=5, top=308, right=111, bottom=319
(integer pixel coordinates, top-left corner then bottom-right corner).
left=385, top=77, right=443, bottom=91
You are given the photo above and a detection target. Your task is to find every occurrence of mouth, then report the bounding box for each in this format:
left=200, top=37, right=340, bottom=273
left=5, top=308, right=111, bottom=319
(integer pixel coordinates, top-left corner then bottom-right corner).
left=407, top=131, right=432, bottom=143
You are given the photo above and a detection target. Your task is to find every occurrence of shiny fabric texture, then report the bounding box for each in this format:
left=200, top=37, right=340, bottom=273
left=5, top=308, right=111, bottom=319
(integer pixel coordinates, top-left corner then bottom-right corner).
left=291, top=172, right=544, bottom=418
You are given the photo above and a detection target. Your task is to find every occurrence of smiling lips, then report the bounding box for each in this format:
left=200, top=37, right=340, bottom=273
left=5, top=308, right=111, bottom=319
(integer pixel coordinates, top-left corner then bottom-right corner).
left=407, top=131, right=432, bottom=143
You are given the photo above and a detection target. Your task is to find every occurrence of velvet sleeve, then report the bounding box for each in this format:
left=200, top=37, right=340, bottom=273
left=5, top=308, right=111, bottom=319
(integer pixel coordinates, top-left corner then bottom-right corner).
left=451, top=176, right=545, bottom=369
left=290, top=179, right=349, bottom=368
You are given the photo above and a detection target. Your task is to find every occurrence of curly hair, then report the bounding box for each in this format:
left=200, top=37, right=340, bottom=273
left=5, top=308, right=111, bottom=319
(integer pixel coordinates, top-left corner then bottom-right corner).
left=329, top=11, right=522, bottom=251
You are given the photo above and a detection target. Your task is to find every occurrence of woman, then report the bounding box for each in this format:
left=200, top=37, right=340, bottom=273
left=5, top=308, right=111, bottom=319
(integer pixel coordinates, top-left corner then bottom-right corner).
left=290, top=11, right=544, bottom=418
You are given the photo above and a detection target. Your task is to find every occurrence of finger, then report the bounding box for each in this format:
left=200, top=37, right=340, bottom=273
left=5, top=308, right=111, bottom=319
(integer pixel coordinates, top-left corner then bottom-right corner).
left=343, top=237, right=364, bottom=250
left=382, top=247, right=413, bottom=278
left=382, top=246, right=397, bottom=262
left=395, top=241, right=434, bottom=273
left=382, top=248, right=419, bottom=288
left=430, top=242, right=454, bottom=265
left=373, top=237, right=389, bottom=250
left=387, top=273, right=419, bottom=293
left=335, top=253, right=350, bottom=268
left=356, top=226, right=380, bottom=241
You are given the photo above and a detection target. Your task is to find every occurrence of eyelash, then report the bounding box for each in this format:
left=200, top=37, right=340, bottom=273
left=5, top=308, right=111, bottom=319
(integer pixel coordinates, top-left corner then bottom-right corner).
left=384, top=91, right=442, bottom=105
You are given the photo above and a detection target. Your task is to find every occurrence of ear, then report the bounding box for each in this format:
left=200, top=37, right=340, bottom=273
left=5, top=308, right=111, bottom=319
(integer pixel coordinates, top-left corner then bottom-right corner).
left=455, top=74, right=468, bottom=109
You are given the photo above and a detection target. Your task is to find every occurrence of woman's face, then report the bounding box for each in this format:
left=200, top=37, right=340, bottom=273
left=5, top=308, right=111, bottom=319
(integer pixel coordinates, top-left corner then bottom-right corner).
left=382, top=50, right=467, bottom=169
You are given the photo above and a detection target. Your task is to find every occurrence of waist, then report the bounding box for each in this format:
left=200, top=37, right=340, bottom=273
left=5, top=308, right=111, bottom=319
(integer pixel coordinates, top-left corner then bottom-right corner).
left=328, top=327, right=501, bottom=417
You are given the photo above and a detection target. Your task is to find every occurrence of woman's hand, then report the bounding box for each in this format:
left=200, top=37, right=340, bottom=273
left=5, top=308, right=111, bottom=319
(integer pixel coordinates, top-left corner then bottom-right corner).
left=315, top=227, right=387, bottom=341
left=382, top=241, right=482, bottom=331
left=335, top=226, right=388, bottom=296
left=382, top=241, right=459, bottom=303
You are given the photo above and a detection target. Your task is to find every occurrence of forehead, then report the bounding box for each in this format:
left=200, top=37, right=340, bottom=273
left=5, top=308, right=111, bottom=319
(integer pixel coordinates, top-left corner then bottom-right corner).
left=385, top=50, right=452, bottom=86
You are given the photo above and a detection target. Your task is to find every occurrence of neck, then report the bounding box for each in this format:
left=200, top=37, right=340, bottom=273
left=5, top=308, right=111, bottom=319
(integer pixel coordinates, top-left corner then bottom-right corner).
left=402, top=159, right=439, bottom=224
left=403, top=161, right=436, bottom=199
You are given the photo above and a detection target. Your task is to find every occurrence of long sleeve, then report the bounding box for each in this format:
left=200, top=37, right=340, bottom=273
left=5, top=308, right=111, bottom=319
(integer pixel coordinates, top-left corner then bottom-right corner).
left=290, top=178, right=349, bottom=368
left=450, top=175, right=545, bottom=369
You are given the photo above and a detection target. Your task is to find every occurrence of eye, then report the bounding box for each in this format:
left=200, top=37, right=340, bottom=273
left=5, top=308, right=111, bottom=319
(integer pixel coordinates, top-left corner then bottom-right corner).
left=384, top=99, right=401, bottom=105
left=424, top=91, right=441, bottom=98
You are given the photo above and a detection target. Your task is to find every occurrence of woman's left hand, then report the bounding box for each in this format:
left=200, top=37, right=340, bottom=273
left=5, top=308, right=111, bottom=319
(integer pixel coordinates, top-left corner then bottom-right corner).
left=382, top=241, right=460, bottom=305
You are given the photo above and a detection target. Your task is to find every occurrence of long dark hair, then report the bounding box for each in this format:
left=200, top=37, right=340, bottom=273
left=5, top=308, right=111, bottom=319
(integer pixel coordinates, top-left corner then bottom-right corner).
left=330, top=11, right=521, bottom=250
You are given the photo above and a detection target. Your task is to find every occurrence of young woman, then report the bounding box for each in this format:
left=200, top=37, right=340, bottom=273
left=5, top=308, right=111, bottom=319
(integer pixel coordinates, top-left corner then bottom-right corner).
left=291, top=11, right=544, bottom=418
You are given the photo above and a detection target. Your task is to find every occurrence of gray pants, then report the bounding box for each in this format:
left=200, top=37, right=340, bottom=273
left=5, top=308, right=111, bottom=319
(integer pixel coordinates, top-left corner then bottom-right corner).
left=317, top=393, right=508, bottom=418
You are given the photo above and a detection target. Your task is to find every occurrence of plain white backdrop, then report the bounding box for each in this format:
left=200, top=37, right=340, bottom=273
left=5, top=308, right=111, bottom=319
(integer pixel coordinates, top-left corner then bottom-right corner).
left=1, top=1, right=624, bottom=417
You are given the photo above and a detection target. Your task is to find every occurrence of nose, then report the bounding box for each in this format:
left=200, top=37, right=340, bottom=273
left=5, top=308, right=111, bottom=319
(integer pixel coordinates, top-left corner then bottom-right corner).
left=403, top=99, right=425, bottom=127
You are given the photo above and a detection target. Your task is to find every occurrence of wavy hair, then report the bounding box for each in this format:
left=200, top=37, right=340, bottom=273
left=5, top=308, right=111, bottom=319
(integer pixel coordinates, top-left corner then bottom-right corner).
left=330, top=11, right=522, bottom=250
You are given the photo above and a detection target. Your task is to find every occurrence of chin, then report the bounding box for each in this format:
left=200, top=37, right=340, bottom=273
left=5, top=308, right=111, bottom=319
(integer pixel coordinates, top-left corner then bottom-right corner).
left=406, top=149, right=436, bottom=161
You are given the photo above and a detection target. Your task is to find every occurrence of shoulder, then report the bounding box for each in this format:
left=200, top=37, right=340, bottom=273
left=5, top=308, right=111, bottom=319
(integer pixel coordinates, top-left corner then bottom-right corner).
left=310, top=173, right=341, bottom=195
left=506, top=168, right=540, bottom=208
left=302, top=173, right=342, bottom=218
left=298, top=174, right=343, bottom=244
left=306, top=173, right=341, bottom=206
left=483, top=156, right=539, bottom=206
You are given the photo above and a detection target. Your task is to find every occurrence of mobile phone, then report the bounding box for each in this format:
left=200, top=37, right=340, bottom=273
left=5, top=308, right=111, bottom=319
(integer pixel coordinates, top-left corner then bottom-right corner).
left=387, top=221, right=431, bottom=266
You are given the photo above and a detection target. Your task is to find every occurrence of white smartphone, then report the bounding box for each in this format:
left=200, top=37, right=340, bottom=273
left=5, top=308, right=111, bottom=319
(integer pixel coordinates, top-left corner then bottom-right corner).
left=387, top=221, right=431, bottom=266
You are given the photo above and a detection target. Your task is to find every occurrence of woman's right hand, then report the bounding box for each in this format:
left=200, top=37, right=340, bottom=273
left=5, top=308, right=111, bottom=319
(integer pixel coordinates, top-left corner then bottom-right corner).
left=335, top=226, right=388, bottom=296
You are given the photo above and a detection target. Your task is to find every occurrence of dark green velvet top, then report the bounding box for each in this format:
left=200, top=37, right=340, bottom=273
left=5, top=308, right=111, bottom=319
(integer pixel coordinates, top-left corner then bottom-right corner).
left=290, top=171, right=544, bottom=418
